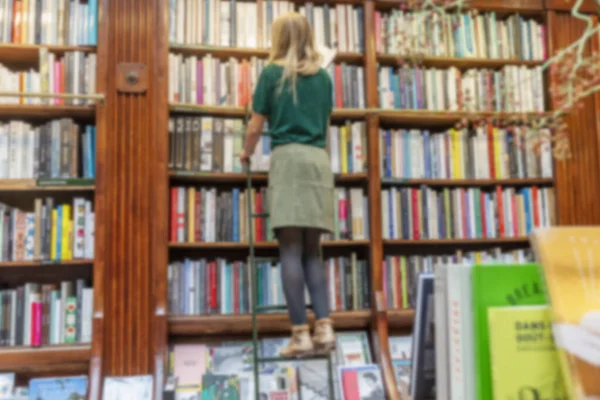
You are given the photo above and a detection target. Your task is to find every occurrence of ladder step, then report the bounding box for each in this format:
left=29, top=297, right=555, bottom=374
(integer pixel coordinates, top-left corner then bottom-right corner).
left=255, top=304, right=314, bottom=312
left=257, top=355, right=331, bottom=363
left=252, top=212, right=270, bottom=218
left=256, top=305, right=288, bottom=312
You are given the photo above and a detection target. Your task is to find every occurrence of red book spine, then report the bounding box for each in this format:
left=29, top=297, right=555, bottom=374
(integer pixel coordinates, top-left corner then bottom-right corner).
left=31, top=301, right=42, bottom=346
left=334, top=65, right=343, bottom=108
left=210, top=262, right=217, bottom=311
left=412, top=189, right=419, bottom=240
left=194, top=191, right=202, bottom=242
left=511, top=190, right=518, bottom=237
left=170, top=187, right=178, bottom=242
left=256, top=191, right=263, bottom=242
left=532, top=186, right=540, bottom=228
left=341, top=370, right=360, bottom=400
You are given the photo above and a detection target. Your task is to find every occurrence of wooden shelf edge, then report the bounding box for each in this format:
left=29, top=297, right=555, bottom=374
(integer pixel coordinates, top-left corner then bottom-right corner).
left=169, top=44, right=363, bottom=63
left=384, top=237, right=530, bottom=245
left=0, top=344, right=91, bottom=371
left=0, top=259, right=93, bottom=268
left=377, top=53, right=544, bottom=68
left=169, top=240, right=370, bottom=249
left=169, top=171, right=367, bottom=183
left=169, top=103, right=367, bottom=119
left=0, top=104, right=96, bottom=118
left=380, top=177, right=554, bottom=187
left=0, top=179, right=95, bottom=191
left=168, top=310, right=372, bottom=336
left=0, top=44, right=96, bottom=53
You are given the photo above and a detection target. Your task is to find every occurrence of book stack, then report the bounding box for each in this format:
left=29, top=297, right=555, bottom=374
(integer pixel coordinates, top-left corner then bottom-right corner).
left=0, top=0, right=98, bottom=45
left=376, top=10, right=547, bottom=60
left=0, top=197, right=95, bottom=262
left=168, top=253, right=369, bottom=316
left=169, top=186, right=369, bottom=242
left=379, top=126, right=553, bottom=180
left=0, top=50, right=97, bottom=105
left=378, top=65, right=545, bottom=112
left=0, top=119, right=96, bottom=180
left=0, top=279, right=93, bottom=346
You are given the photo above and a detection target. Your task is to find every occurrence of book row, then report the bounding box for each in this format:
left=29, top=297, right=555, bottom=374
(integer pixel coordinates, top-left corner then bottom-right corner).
left=0, top=197, right=95, bottom=262
left=169, top=117, right=367, bottom=175
left=381, top=186, right=554, bottom=240
left=169, top=0, right=364, bottom=53
left=170, top=186, right=369, bottom=243
left=382, top=249, right=534, bottom=310
left=379, top=126, right=553, bottom=181
left=168, top=253, right=369, bottom=316
left=0, top=119, right=96, bottom=180
left=170, top=55, right=365, bottom=109
left=378, top=65, right=545, bottom=113
left=0, top=50, right=97, bottom=105
left=376, top=10, right=546, bottom=61
left=0, top=280, right=93, bottom=347
left=167, top=331, right=376, bottom=399
left=0, top=0, right=98, bottom=45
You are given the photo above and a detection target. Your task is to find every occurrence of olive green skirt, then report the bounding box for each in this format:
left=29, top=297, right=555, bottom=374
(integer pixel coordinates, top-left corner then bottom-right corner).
left=268, top=143, right=335, bottom=236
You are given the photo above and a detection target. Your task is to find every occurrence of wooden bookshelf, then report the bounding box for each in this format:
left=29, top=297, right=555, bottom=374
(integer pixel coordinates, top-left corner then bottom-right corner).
left=169, top=102, right=367, bottom=120
left=169, top=44, right=364, bottom=64
left=169, top=171, right=368, bottom=184
left=0, top=344, right=91, bottom=373
left=0, top=179, right=95, bottom=192
left=169, top=239, right=370, bottom=249
left=0, top=105, right=96, bottom=119
left=0, top=44, right=96, bottom=65
left=169, top=310, right=373, bottom=336
left=377, top=54, right=544, bottom=69
left=0, top=259, right=93, bottom=268
left=380, top=177, right=555, bottom=187
left=384, top=237, right=531, bottom=246
left=24, top=0, right=592, bottom=399
left=377, top=109, right=551, bottom=127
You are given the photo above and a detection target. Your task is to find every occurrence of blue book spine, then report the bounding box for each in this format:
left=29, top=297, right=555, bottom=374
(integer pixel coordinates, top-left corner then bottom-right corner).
left=89, top=0, right=98, bottom=45
left=391, top=69, right=400, bottom=109
left=357, top=7, right=364, bottom=52
left=232, top=188, right=239, bottom=242
left=385, top=130, right=392, bottom=178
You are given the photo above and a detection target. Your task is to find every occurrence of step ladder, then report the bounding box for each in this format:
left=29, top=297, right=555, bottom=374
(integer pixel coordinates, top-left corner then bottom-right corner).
left=242, top=107, right=336, bottom=400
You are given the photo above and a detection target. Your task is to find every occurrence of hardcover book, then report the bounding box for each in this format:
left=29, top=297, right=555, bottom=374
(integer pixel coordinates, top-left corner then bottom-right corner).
left=488, top=305, right=566, bottom=400
left=28, top=376, right=87, bottom=400
left=472, top=263, right=546, bottom=400
left=532, top=228, right=600, bottom=399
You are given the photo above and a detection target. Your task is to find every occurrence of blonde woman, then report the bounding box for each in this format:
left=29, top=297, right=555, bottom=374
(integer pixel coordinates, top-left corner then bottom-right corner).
left=240, top=12, right=335, bottom=358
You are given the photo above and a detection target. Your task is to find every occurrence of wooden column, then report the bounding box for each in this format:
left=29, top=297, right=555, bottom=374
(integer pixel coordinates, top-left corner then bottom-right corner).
left=546, top=10, right=600, bottom=225
left=90, top=0, right=169, bottom=397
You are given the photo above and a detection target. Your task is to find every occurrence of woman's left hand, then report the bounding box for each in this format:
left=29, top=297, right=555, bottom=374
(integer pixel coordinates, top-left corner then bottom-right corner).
left=239, top=150, right=250, bottom=165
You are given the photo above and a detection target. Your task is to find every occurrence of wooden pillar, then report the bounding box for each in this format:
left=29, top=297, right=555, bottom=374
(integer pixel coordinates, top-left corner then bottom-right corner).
left=89, top=0, right=169, bottom=397
left=546, top=9, right=600, bottom=225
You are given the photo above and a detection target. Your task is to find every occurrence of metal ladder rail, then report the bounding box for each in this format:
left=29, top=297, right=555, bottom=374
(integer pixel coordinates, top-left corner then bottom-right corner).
left=242, top=107, right=335, bottom=399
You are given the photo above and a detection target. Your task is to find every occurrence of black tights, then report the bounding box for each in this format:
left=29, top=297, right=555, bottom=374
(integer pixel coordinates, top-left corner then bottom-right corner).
left=277, top=227, right=330, bottom=325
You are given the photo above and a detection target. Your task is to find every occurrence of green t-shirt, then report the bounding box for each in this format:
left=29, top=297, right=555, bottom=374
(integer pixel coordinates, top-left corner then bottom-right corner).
left=252, top=63, right=333, bottom=149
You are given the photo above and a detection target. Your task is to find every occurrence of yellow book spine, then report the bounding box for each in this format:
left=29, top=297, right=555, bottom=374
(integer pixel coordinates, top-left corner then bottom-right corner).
left=50, top=210, right=57, bottom=260
left=401, top=256, right=408, bottom=307
left=493, top=127, right=502, bottom=179
left=61, top=205, right=71, bottom=260
left=341, top=125, right=348, bottom=174
left=450, top=128, right=461, bottom=179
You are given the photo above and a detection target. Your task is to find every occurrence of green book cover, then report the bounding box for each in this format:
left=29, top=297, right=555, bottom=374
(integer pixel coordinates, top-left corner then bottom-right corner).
left=472, top=263, right=547, bottom=400
left=487, top=305, right=566, bottom=400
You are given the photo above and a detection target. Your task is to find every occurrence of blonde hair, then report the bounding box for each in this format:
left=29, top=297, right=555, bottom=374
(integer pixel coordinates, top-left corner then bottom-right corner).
left=269, top=12, right=322, bottom=101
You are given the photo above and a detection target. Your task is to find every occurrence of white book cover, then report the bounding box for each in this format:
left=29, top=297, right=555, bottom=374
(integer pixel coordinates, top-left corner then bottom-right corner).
left=102, top=375, right=153, bottom=400
left=434, top=263, right=450, bottom=400
left=446, top=265, right=465, bottom=400
left=459, top=264, right=476, bottom=400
